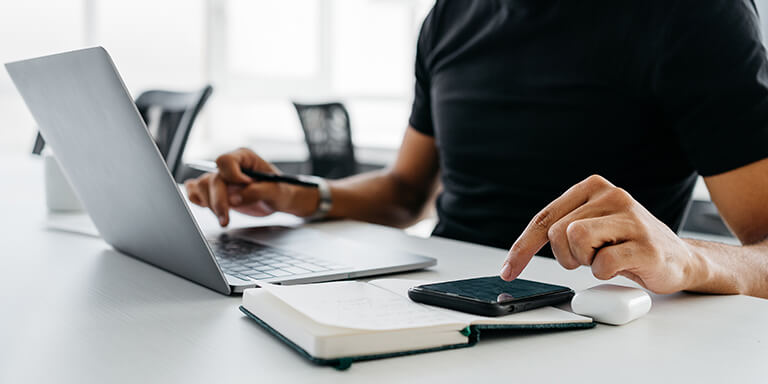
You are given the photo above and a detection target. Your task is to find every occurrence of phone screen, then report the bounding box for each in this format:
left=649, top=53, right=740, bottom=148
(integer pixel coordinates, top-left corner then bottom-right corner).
left=417, top=276, right=571, bottom=304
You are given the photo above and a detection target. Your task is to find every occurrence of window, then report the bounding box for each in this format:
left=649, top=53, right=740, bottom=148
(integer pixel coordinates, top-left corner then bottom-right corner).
left=227, top=0, right=322, bottom=81
left=0, top=0, right=435, bottom=160
left=92, top=0, right=206, bottom=93
left=204, top=0, right=434, bottom=158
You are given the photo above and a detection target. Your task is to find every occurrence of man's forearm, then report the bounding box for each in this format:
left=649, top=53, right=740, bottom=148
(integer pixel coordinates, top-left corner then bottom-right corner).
left=322, top=169, right=435, bottom=228
left=683, top=237, right=768, bottom=298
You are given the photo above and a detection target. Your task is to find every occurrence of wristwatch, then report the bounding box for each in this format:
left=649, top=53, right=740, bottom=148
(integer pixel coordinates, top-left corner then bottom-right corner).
left=297, top=175, right=332, bottom=221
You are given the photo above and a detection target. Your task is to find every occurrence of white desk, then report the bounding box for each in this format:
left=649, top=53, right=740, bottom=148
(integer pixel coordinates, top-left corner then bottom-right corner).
left=1, top=156, right=766, bottom=384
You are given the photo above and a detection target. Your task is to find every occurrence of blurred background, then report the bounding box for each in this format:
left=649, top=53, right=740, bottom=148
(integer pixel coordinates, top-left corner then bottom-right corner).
left=0, top=0, right=434, bottom=164
left=5, top=0, right=768, bottom=163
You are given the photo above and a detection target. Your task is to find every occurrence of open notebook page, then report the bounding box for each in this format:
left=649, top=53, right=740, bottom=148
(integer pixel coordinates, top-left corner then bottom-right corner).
left=368, top=279, right=592, bottom=325
left=258, top=281, right=467, bottom=331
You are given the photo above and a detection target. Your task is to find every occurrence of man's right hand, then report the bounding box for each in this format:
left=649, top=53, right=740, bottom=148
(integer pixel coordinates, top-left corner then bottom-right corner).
left=183, top=148, right=319, bottom=226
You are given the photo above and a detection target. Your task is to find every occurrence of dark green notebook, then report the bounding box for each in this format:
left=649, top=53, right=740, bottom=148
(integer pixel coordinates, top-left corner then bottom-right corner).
left=241, top=279, right=595, bottom=370
left=240, top=306, right=594, bottom=370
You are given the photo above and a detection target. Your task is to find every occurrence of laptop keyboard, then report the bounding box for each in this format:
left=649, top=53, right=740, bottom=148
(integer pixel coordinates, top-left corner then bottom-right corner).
left=209, top=236, right=346, bottom=282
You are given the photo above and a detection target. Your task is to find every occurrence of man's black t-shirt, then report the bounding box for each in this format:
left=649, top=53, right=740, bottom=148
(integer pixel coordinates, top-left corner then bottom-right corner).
left=409, top=0, right=768, bottom=253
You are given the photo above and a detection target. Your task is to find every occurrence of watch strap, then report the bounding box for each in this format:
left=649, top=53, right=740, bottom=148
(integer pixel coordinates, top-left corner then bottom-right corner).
left=297, top=175, right=332, bottom=221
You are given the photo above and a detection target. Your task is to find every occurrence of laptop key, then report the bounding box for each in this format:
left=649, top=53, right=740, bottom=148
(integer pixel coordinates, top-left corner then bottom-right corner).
left=269, top=269, right=293, bottom=277
left=271, top=262, right=290, bottom=268
left=293, top=263, right=328, bottom=272
left=282, top=266, right=312, bottom=275
left=245, top=272, right=273, bottom=279
left=244, top=261, right=264, bottom=267
left=211, top=237, right=350, bottom=278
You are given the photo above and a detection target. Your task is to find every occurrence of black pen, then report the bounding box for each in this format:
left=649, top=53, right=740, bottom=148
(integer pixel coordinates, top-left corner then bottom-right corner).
left=186, top=161, right=318, bottom=188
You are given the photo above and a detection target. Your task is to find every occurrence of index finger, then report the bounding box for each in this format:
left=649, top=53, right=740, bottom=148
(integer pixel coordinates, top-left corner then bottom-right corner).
left=209, top=173, right=230, bottom=226
left=500, top=175, right=613, bottom=280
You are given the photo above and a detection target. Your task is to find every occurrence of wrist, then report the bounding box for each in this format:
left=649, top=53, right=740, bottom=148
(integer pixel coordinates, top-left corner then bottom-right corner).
left=288, top=184, right=321, bottom=218
left=681, top=240, right=712, bottom=291
left=681, top=239, right=743, bottom=295
left=287, top=176, right=332, bottom=220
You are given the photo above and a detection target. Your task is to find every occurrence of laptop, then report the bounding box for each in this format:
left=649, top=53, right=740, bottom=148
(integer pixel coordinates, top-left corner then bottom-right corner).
left=5, top=47, right=436, bottom=295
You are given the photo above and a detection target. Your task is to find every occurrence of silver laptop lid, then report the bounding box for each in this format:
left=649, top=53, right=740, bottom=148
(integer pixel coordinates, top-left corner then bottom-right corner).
left=6, top=47, right=231, bottom=294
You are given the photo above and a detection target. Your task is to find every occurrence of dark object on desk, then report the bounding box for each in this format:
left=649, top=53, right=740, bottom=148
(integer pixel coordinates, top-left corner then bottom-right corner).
left=409, top=276, right=574, bottom=317
left=292, top=102, right=357, bottom=179
left=32, top=85, right=213, bottom=182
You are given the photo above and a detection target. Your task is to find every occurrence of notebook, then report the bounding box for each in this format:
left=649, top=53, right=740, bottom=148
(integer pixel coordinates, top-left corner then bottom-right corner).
left=240, top=279, right=595, bottom=369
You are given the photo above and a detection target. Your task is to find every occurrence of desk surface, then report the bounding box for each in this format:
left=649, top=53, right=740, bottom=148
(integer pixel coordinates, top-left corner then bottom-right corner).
left=1, top=156, right=766, bottom=384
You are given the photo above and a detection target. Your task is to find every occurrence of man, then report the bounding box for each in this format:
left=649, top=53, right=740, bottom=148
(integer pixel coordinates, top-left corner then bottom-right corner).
left=186, top=0, right=768, bottom=298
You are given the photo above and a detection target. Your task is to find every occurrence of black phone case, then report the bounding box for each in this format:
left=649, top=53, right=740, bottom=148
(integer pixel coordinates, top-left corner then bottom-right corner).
left=408, top=287, right=575, bottom=317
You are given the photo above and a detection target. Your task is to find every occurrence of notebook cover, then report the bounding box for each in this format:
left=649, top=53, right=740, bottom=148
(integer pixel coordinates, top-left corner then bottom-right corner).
left=239, top=306, right=595, bottom=370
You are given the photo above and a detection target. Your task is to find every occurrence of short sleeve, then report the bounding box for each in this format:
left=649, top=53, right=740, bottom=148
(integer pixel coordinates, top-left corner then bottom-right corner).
left=408, top=10, right=435, bottom=136
left=653, top=0, right=768, bottom=176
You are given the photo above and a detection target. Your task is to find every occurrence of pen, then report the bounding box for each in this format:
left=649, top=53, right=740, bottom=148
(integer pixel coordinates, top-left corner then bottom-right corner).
left=186, top=161, right=319, bottom=188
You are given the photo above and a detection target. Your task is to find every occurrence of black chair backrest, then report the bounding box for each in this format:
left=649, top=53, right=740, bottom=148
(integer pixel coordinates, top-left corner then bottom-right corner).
left=134, top=85, right=213, bottom=179
left=31, top=131, right=45, bottom=155
left=292, top=102, right=356, bottom=179
left=33, top=85, right=213, bottom=181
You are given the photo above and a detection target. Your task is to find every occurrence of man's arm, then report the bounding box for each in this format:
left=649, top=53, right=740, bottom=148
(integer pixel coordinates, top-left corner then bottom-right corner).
left=185, top=126, right=440, bottom=228
left=687, top=157, right=768, bottom=296
left=499, top=158, right=768, bottom=299
left=324, top=127, right=440, bottom=227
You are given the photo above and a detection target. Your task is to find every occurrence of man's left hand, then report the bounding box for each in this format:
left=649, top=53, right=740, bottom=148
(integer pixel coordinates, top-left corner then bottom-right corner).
left=499, top=175, right=704, bottom=294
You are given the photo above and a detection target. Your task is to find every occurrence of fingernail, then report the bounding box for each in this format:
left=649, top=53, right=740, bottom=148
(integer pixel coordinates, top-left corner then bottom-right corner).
left=500, top=263, right=511, bottom=279
left=230, top=195, right=242, bottom=205
left=219, top=216, right=226, bottom=226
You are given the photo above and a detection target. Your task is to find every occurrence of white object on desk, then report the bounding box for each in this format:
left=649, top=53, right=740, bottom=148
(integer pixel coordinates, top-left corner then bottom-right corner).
left=43, top=153, right=83, bottom=212
left=571, top=284, right=652, bottom=325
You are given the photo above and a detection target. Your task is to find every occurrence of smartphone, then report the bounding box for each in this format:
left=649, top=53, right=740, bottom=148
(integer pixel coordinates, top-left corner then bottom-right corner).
left=408, top=276, right=574, bottom=317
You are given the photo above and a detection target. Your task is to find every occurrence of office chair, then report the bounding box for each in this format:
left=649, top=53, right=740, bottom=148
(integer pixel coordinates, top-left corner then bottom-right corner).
left=681, top=199, right=734, bottom=237
left=292, top=102, right=357, bottom=179
left=32, top=85, right=213, bottom=181
left=134, top=85, right=213, bottom=180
